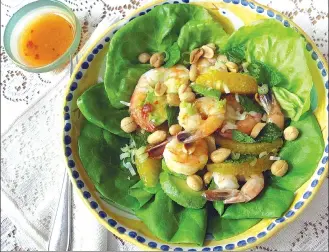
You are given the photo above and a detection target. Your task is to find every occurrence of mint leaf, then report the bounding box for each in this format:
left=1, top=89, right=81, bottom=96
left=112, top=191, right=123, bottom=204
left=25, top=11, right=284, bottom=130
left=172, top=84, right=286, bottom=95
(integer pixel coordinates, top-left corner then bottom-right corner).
left=232, top=130, right=256, bottom=143
left=238, top=95, right=263, bottom=113
left=247, top=61, right=285, bottom=86
left=166, top=105, right=179, bottom=126
left=191, top=84, right=221, bottom=99
left=224, top=154, right=257, bottom=163
left=256, top=123, right=282, bottom=143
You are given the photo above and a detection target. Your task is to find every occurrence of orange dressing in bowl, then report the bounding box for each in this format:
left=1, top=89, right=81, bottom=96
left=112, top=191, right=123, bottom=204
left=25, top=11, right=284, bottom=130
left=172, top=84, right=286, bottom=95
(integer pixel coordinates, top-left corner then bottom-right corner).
left=19, top=13, right=74, bottom=67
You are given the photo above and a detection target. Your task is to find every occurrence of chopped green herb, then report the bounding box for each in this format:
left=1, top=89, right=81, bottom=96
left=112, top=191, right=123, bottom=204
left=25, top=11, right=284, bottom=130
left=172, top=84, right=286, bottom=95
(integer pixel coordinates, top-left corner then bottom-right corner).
left=247, top=61, right=284, bottom=86
left=238, top=95, right=263, bottom=113
left=224, top=154, right=257, bottom=163
left=191, top=84, right=221, bottom=99
left=256, top=123, right=283, bottom=143
left=232, top=130, right=256, bottom=143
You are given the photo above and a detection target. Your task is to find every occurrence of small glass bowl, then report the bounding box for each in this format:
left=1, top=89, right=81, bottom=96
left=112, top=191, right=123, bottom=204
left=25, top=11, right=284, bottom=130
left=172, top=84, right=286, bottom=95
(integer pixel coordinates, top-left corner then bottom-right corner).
left=3, top=0, right=81, bottom=73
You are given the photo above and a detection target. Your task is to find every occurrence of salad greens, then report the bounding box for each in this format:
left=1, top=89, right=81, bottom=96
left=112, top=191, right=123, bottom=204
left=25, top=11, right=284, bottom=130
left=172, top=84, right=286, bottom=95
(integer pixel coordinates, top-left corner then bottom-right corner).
left=222, top=185, right=295, bottom=219
left=78, top=121, right=140, bottom=211
left=256, top=123, right=283, bottom=143
left=272, top=112, right=324, bottom=191
left=232, top=123, right=282, bottom=143
left=104, top=4, right=228, bottom=108
left=232, top=130, right=256, bottom=143
left=209, top=217, right=261, bottom=240
left=223, top=19, right=313, bottom=121
left=191, top=84, right=221, bottom=99
left=76, top=4, right=325, bottom=247
left=238, top=95, right=263, bottom=113
left=136, top=189, right=207, bottom=246
left=77, top=83, right=129, bottom=138
left=164, top=42, right=181, bottom=68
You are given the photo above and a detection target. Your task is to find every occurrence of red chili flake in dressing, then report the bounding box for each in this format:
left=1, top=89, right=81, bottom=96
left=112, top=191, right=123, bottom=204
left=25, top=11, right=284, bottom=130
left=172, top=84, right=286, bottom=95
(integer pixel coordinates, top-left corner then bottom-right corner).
left=35, top=54, right=39, bottom=59
left=27, top=40, right=34, bottom=49
left=142, top=104, right=153, bottom=119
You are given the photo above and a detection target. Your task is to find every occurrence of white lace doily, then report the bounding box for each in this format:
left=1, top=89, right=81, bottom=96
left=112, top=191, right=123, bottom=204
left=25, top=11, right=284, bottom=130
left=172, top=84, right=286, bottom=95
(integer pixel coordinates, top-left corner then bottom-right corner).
left=1, top=0, right=328, bottom=251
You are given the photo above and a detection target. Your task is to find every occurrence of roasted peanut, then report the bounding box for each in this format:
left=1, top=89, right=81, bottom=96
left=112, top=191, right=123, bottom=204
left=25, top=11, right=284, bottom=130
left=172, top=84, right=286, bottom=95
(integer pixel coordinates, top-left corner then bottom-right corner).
left=205, top=135, right=216, bottom=154
left=190, top=48, right=204, bottom=64
left=271, top=160, right=289, bottom=177
left=211, top=148, right=231, bottom=163
left=179, top=92, right=195, bottom=103
left=120, top=117, right=137, bottom=133
left=225, top=62, right=239, bottom=73
left=178, top=84, right=192, bottom=95
left=250, top=123, right=266, bottom=138
left=138, top=53, right=151, bottom=63
left=201, top=45, right=215, bottom=59
left=154, top=82, right=167, bottom=96
left=189, top=63, right=198, bottom=82
left=166, top=93, right=180, bottom=106
left=147, top=130, right=167, bottom=145
left=203, top=171, right=213, bottom=185
left=284, top=126, right=299, bottom=141
left=186, top=175, right=204, bottom=191
left=169, top=124, right=182, bottom=135
left=150, top=52, right=164, bottom=68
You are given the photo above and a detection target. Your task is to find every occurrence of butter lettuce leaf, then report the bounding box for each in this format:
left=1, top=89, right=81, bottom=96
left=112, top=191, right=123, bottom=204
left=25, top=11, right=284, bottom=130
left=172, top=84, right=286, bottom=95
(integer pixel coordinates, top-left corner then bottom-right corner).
left=136, top=189, right=207, bottom=245
left=77, top=83, right=129, bottom=138
left=105, top=4, right=228, bottom=108
left=222, top=185, right=295, bottom=219
left=271, top=112, right=324, bottom=191
left=209, top=217, right=261, bottom=240
left=78, top=121, right=140, bottom=211
left=129, top=180, right=154, bottom=207
left=223, top=19, right=313, bottom=120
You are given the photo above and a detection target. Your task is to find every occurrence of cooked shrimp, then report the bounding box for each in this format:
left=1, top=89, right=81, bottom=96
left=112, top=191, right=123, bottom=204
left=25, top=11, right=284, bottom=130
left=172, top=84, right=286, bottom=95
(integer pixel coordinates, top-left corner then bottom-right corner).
left=163, top=137, right=208, bottom=175
left=177, top=97, right=226, bottom=143
left=220, top=94, right=261, bottom=136
left=236, top=114, right=262, bottom=135
left=196, top=58, right=217, bottom=75
left=203, top=173, right=264, bottom=204
left=195, top=56, right=228, bottom=76
left=130, top=65, right=189, bottom=132
left=259, top=93, right=284, bottom=129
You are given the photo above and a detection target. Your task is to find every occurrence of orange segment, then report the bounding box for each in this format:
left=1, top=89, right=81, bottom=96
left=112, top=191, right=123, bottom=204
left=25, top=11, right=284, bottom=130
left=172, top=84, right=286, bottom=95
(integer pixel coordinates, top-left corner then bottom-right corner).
left=196, top=70, right=258, bottom=94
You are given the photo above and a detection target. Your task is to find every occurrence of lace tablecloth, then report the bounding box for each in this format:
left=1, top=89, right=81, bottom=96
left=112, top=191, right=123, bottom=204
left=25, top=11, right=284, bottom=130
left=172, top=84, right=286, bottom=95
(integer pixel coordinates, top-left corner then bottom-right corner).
left=1, top=0, right=328, bottom=251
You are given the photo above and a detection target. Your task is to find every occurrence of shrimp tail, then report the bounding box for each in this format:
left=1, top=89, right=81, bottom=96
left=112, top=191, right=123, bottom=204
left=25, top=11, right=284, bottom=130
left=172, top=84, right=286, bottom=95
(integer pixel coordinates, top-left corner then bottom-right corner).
left=203, top=189, right=240, bottom=201
left=176, top=131, right=201, bottom=143
left=259, top=92, right=272, bottom=114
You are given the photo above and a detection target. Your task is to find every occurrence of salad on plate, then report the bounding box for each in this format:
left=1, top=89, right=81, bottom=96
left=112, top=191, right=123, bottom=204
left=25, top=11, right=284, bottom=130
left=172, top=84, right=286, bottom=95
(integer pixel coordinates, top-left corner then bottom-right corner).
left=76, top=4, right=324, bottom=246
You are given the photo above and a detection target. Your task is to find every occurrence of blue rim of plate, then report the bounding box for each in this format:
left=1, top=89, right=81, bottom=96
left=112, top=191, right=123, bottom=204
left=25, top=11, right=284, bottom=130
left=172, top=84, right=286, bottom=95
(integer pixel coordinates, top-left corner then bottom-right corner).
left=63, top=0, right=329, bottom=250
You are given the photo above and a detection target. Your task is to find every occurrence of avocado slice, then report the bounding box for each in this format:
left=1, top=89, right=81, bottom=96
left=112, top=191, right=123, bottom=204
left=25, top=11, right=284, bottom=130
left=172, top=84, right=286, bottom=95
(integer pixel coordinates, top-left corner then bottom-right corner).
left=160, top=172, right=207, bottom=209
left=161, top=160, right=186, bottom=179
